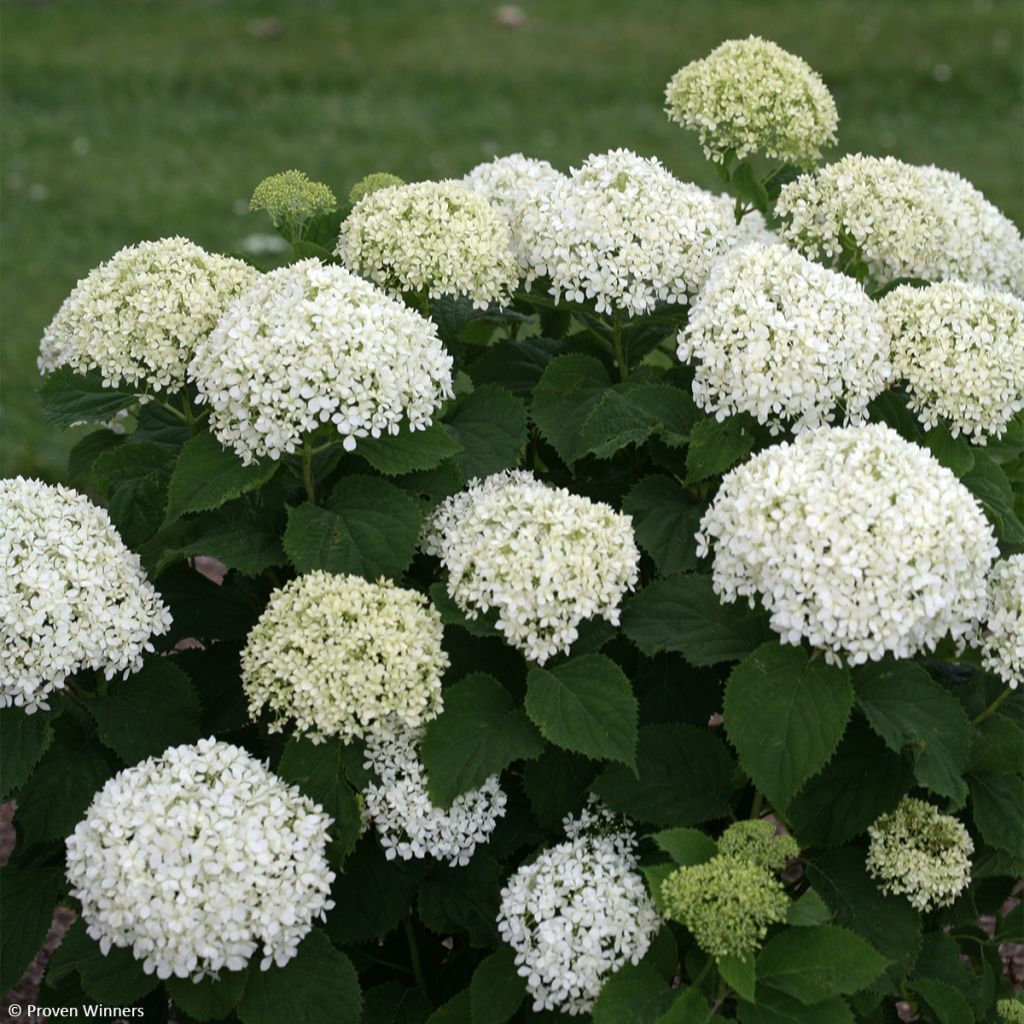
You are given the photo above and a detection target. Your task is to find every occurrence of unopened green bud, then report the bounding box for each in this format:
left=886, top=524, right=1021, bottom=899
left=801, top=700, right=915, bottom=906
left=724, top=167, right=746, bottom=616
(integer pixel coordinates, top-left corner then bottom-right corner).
left=719, top=819, right=800, bottom=872
left=348, top=172, right=405, bottom=206
left=998, top=999, right=1024, bottom=1024
left=250, top=170, right=337, bottom=228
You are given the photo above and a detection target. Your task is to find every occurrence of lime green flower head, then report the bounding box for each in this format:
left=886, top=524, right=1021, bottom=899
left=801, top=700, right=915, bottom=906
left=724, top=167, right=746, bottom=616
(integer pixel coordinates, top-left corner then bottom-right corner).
left=719, top=819, right=800, bottom=872
left=348, top=172, right=405, bottom=207
left=998, top=999, right=1024, bottom=1024
left=250, top=170, right=337, bottom=228
left=661, top=854, right=789, bottom=960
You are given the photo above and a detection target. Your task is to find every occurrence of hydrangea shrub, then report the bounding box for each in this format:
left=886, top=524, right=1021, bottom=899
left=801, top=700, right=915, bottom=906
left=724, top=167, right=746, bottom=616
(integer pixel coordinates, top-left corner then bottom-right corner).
left=2, top=37, right=1023, bottom=1024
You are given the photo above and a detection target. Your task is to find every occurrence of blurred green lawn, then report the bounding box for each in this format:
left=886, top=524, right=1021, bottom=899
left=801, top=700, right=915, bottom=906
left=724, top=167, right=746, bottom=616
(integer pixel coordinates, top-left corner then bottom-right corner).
left=3, top=0, right=1022, bottom=478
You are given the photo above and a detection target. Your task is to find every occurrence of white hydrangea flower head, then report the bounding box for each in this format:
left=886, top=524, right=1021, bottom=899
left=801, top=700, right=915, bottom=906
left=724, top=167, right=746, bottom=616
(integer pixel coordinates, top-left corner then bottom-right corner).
left=38, top=237, right=258, bottom=394
left=422, top=470, right=640, bottom=664
left=778, top=155, right=1024, bottom=293
left=979, top=555, right=1024, bottom=689
left=678, top=243, right=892, bottom=433
left=337, top=179, right=519, bottom=308
left=363, top=716, right=507, bottom=867
left=881, top=281, right=1024, bottom=443
left=516, top=148, right=733, bottom=317
left=66, top=738, right=335, bottom=980
left=241, top=571, right=448, bottom=742
left=497, top=802, right=660, bottom=1015
left=866, top=797, right=974, bottom=912
left=189, top=259, right=453, bottom=464
left=697, top=424, right=999, bottom=665
left=1, top=478, right=172, bottom=713
left=664, top=36, right=838, bottom=166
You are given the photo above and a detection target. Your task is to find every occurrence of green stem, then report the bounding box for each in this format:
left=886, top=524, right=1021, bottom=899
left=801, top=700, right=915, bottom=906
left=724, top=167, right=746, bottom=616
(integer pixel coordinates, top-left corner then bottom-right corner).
left=973, top=687, right=1013, bottom=725
left=691, top=957, right=714, bottom=988
left=403, top=915, right=427, bottom=993
left=750, top=790, right=764, bottom=819
left=302, top=435, right=316, bottom=505
left=611, top=313, right=628, bottom=380
left=181, top=390, right=198, bottom=436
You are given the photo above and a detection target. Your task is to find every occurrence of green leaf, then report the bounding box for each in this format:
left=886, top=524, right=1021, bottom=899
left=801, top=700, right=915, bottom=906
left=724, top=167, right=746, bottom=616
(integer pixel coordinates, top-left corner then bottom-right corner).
left=361, top=982, right=431, bottom=1024
left=578, top=382, right=697, bottom=460
left=92, top=441, right=176, bottom=546
left=180, top=527, right=286, bottom=576
left=963, top=450, right=1024, bottom=544
left=621, top=573, right=770, bottom=665
left=427, top=582, right=500, bottom=638
left=420, top=673, right=544, bottom=808
left=756, top=925, right=888, bottom=1005
left=855, top=661, right=971, bottom=802
left=39, top=367, right=139, bottom=429
left=641, top=863, right=677, bottom=915
left=652, top=827, right=717, bottom=866
left=470, top=946, right=525, bottom=1024
left=623, top=476, right=702, bottom=576
left=0, top=708, right=54, bottom=800
left=469, top=335, right=564, bottom=399
left=968, top=715, right=1024, bottom=774
left=656, top=988, right=707, bottom=1024
left=592, top=962, right=677, bottom=1023
left=806, top=847, right=921, bottom=969
left=168, top=969, right=250, bottom=1021
left=786, top=891, right=832, bottom=927
left=356, top=422, right=464, bottom=475
left=525, top=653, right=638, bottom=771
left=531, top=354, right=611, bottom=465
left=593, top=723, right=735, bottom=827
left=237, top=929, right=362, bottom=1024
left=447, top=384, right=528, bottom=481
left=68, top=428, right=124, bottom=479
left=719, top=953, right=757, bottom=1003
left=737, top=991, right=854, bottom=1024
left=731, top=160, right=771, bottom=215
left=283, top=475, right=423, bottom=580
left=685, top=415, right=756, bottom=484
left=522, top=746, right=598, bottom=831
left=970, top=772, right=1024, bottom=856
left=427, top=991, right=472, bottom=1024
left=724, top=644, right=853, bottom=811
left=417, top=854, right=502, bottom=947
left=86, top=658, right=201, bottom=764
left=0, top=867, right=62, bottom=992
left=165, top=432, right=278, bottom=523
left=908, top=979, right=973, bottom=1024
left=921, top=424, right=975, bottom=477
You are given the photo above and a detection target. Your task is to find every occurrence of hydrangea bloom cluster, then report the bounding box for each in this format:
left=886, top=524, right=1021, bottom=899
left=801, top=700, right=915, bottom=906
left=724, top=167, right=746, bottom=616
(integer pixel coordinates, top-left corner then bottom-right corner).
left=250, top=170, right=337, bottom=229
left=240, top=571, right=448, bottom=742
left=718, top=819, right=800, bottom=872
left=880, top=281, right=1024, bottom=443
left=979, top=555, right=1024, bottom=689
left=998, top=999, right=1024, bottom=1024
left=496, top=803, right=660, bottom=1015
left=337, top=179, right=519, bottom=308
left=422, top=470, right=640, bottom=664
left=698, top=424, right=998, bottom=665
left=348, top=172, right=405, bottom=206
left=189, top=260, right=453, bottom=463
left=678, top=243, right=892, bottom=433
left=661, top=854, right=789, bottom=960
left=1, top=477, right=172, bottom=712
left=38, top=237, right=258, bottom=394
left=778, top=155, right=1024, bottom=293
left=665, top=37, right=838, bottom=166
left=363, top=717, right=507, bottom=867
left=65, top=738, right=335, bottom=980
left=866, top=797, right=974, bottom=912
left=516, top=148, right=732, bottom=316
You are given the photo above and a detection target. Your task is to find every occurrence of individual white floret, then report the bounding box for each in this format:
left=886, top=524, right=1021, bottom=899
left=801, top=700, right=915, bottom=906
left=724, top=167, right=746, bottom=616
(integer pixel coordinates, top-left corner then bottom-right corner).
left=665, top=36, right=838, bottom=166
left=422, top=470, right=640, bottom=664
left=697, top=424, right=998, bottom=665
left=679, top=243, right=892, bottom=433
left=778, top=155, right=1024, bottom=294
left=497, top=802, right=660, bottom=1015
left=363, top=717, right=506, bottom=867
left=39, top=237, right=258, bottom=393
left=979, top=555, right=1024, bottom=689
left=881, top=281, right=1024, bottom=443
left=189, top=259, right=453, bottom=464
left=240, top=571, right=449, bottom=743
left=1, top=477, right=172, bottom=713
left=516, top=148, right=732, bottom=317
left=338, top=179, right=519, bottom=308
left=866, top=797, right=974, bottom=912
left=66, top=738, right=335, bottom=980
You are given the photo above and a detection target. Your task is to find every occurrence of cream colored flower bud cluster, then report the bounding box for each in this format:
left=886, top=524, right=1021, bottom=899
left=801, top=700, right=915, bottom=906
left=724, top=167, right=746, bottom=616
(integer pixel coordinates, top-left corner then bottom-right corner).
left=363, top=716, right=507, bottom=867
left=881, top=281, right=1024, bottom=443
left=516, top=148, right=732, bottom=317
left=1, top=477, right=172, bottom=712
left=664, top=36, right=838, bottom=166
left=189, top=260, right=453, bottom=463
left=778, top=155, right=1024, bottom=294
left=979, top=555, right=1024, bottom=689
left=422, top=470, right=640, bottom=664
left=66, top=739, right=335, bottom=980
left=679, top=243, right=892, bottom=433
left=497, top=804, right=660, bottom=1015
left=338, top=179, right=519, bottom=308
left=866, top=797, right=974, bottom=912
left=698, top=424, right=999, bottom=665
left=718, top=818, right=800, bottom=872
left=39, top=237, right=258, bottom=394
left=240, top=571, right=448, bottom=742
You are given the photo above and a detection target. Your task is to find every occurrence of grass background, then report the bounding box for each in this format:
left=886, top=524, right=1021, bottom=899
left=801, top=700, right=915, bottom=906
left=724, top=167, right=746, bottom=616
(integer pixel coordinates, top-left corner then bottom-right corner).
left=3, top=0, right=1022, bottom=478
